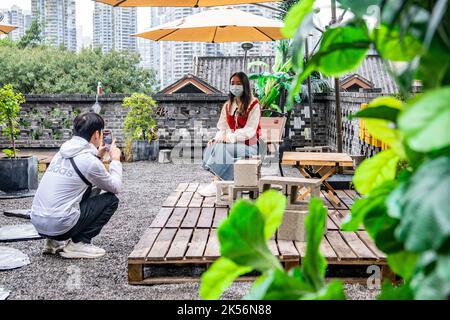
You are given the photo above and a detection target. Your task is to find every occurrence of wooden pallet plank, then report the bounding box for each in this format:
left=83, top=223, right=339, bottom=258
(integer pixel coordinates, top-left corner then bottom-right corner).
left=335, top=190, right=354, bottom=209
left=204, top=229, right=220, bottom=258
left=327, top=215, right=339, bottom=230
left=357, top=231, right=386, bottom=259
left=128, top=228, right=161, bottom=261
left=162, top=191, right=182, bottom=207
left=344, top=189, right=359, bottom=200
left=320, top=237, right=338, bottom=260
left=175, top=183, right=189, bottom=192
left=321, top=190, right=347, bottom=210
left=341, top=232, right=377, bottom=259
left=326, top=231, right=357, bottom=260
left=277, top=240, right=299, bottom=259
left=202, top=195, right=216, bottom=208
left=197, top=208, right=215, bottom=228
left=181, top=208, right=201, bottom=228
left=176, top=191, right=194, bottom=207
left=146, top=228, right=177, bottom=260
left=268, top=240, right=279, bottom=257
left=149, top=208, right=173, bottom=228
left=185, top=229, right=209, bottom=259
left=166, top=229, right=193, bottom=260
left=294, top=241, right=306, bottom=257
left=329, top=210, right=344, bottom=229
left=189, top=192, right=204, bottom=208
left=212, top=208, right=228, bottom=228
left=166, top=207, right=188, bottom=228
left=186, top=183, right=200, bottom=192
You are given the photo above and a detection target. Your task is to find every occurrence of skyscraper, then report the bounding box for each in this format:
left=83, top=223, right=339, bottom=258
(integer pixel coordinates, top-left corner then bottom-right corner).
left=31, top=0, right=77, bottom=51
left=0, top=5, right=32, bottom=41
left=93, top=2, right=137, bottom=53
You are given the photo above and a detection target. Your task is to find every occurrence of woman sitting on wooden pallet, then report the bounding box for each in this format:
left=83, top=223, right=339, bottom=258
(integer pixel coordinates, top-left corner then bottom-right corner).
left=198, top=71, right=263, bottom=197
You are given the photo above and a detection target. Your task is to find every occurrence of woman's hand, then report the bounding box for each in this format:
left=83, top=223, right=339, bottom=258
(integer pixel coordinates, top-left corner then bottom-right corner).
left=215, top=135, right=230, bottom=144
left=207, top=139, right=215, bottom=146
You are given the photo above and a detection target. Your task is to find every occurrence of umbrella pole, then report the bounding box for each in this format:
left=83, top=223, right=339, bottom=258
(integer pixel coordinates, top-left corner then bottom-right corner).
left=331, top=0, right=343, bottom=153
left=305, top=36, right=315, bottom=147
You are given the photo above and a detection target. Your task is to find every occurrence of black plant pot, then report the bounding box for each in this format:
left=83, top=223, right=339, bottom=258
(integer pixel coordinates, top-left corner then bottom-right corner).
left=0, top=156, right=38, bottom=193
left=148, top=140, right=160, bottom=161
left=131, top=140, right=149, bottom=161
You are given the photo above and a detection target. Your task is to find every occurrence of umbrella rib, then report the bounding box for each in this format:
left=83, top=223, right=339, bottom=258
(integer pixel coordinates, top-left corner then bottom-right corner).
left=156, top=28, right=180, bottom=41
left=211, top=27, right=218, bottom=43
left=254, top=27, right=275, bottom=41
left=114, top=0, right=127, bottom=7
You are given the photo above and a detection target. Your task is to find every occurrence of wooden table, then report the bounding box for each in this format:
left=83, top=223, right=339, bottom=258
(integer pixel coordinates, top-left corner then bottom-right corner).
left=282, top=152, right=354, bottom=204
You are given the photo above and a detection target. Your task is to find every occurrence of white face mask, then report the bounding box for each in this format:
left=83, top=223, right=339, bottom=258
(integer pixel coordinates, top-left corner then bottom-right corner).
left=230, top=85, right=244, bottom=97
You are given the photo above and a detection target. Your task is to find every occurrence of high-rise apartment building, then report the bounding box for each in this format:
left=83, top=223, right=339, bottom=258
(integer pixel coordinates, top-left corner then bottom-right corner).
left=0, top=5, right=32, bottom=41
left=93, top=2, right=137, bottom=53
left=31, top=0, right=77, bottom=51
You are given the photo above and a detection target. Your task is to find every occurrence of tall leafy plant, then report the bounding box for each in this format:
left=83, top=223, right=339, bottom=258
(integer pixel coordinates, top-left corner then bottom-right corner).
left=249, top=40, right=330, bottom=116
left=283, top=0, right=449, bottom=299
left=122, top=93, right=158, bottom=142
left=199, top=191, right=345, bottom=300
left=0, top=84, right=25, bottom=158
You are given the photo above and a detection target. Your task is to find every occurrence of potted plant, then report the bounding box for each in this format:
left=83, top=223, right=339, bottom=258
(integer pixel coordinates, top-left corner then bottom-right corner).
left=0, top=84, right=38, bottom=194
left=122, top=93, right=159, bottom=161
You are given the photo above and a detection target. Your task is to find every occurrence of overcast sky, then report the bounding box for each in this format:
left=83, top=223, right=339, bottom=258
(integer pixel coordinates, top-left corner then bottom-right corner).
left=3, top=0, right=347, bottom=39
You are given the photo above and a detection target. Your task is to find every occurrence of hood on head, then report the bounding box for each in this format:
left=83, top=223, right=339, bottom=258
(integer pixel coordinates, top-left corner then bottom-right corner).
left=59, top=136, right=98, bottom=159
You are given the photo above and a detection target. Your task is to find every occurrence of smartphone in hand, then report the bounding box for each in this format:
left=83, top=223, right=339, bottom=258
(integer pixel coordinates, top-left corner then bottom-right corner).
left=103, top=129, right=113, bottom=151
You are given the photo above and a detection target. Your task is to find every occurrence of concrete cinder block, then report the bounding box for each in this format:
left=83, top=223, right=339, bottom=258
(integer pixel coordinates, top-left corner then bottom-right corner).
left=229, top=185, right=260, bottom=206
left=277, top=210, right=308, bottom=241
left=216, top=181, right=234, bottom=207
left=158, top=149, right=172, bottom=163
left=234, top=159, right=261, bottom=187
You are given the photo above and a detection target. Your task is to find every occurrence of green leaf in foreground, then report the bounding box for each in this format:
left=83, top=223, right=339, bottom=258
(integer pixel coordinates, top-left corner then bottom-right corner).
left=255, top=190, right=287, bottom=240
left=282, top=0, right=315, bottom=38
left=337, top=0, right=382, bottom=18
left=387, top=251, right=418, bottom=281
left=342, top=181, right=397, bottom=231
left=398, top=87, right=450, bottom=152
left=300, top=197, right=328, bottom=290
left=387, top=156, right=450, bottom=252
left=378, top=281, right=414, bottom=300
left=353, top=149, right=400, bottom=195
left=301, top=281, right=346, bottom=300
left=308, top=22, right=371, bottom=77
left=218, top=200, right=282, bottom=272
left=199, top=257, right=252, bottom=300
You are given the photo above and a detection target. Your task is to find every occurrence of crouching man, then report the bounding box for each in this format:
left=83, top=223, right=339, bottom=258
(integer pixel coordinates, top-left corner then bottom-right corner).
left=31, top=112, right=122, bottom=259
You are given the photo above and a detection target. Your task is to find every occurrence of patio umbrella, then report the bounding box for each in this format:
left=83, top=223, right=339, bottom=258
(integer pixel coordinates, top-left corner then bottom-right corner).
left=95, top=0, right=279, bottom=7
left=0, top=24, right=17, bottom=35
left=133, top=7, right=285, bottom=42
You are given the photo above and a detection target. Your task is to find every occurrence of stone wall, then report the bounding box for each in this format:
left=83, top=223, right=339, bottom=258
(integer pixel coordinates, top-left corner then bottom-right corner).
left=316, top=91, right=386, bottom=156
left=0, top=93, right=327, bottom=150
left=0, top=92, right=383, bottom=156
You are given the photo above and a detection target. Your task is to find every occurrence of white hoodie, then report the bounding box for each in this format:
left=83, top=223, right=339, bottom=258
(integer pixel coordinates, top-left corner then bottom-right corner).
left=31, top=136, right=122, bottom=236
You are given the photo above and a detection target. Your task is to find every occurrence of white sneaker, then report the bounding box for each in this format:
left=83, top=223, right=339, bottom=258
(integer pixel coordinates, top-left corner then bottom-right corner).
left=42, top=239, right=66, bottom=255
left=198, top=182, right=217, bottom=197
left=59, top=240, right=106, bottom=259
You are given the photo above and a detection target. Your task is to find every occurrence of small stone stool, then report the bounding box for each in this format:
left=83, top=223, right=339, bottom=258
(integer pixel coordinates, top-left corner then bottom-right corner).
left=158, top=149, right=172, bottom=163
left=234, top=159, right=261, bottom=187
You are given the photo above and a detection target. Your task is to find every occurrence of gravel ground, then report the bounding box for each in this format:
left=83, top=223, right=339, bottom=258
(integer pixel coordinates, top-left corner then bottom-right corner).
left=0, top=161, right=379, bottom=300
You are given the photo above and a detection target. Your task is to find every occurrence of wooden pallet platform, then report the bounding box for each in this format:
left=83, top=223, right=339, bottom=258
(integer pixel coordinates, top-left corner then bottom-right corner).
left=128, top=183, right=389, bottom=285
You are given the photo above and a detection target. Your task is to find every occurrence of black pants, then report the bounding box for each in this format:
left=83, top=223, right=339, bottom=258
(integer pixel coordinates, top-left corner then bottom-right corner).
left=45, top=192, right=119, bottom=244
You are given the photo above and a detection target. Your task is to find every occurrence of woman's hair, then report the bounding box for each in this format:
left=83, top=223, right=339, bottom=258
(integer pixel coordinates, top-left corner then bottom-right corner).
left=228, top=72, right=252, bottom=116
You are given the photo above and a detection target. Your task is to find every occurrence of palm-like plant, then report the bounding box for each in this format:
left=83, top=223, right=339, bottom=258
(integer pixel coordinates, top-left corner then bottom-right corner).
left=249, top=40, right=330, bottom=117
